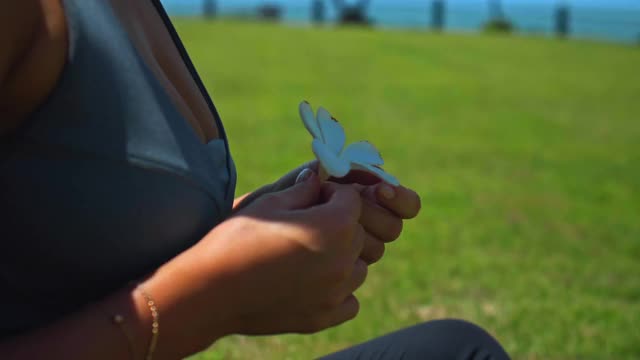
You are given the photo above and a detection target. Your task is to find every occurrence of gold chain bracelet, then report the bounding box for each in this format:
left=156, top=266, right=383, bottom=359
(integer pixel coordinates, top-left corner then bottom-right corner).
left=106, top=283, right=160, bottom=360
left=137, top=284, right=160, bottom=360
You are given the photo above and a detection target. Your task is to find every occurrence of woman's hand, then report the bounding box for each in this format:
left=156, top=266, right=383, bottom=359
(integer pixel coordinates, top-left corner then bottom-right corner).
left=228, top=177, right=367, bottom=335
left=330, top=170, right=422, bottom=265
left=234, top=162, right=421, bottom=266
left=356, top=182, right=421, bottom=264
left=152, top=170, right=370, bottom=355
left=0, top=167, right=420, bottom=360
left=232, top=161, right=317, bottom=212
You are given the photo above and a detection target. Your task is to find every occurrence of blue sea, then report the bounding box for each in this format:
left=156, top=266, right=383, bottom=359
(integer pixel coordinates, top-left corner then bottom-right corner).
left=161, top=0, right=640, bottom=44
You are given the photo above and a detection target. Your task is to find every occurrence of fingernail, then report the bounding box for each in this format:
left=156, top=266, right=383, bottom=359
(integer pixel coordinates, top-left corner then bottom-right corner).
left=379, top=184, right=395, bottom=200
left=295, top=168, right=314, bottom=184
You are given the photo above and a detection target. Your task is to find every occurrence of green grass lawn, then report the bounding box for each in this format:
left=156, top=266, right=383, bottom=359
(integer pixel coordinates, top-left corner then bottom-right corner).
left=174, top=20, right=640, bottom=359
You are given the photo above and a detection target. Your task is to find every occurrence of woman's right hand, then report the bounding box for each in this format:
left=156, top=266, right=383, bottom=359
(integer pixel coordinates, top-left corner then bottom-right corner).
left=148, top=170, right=368, bottom=355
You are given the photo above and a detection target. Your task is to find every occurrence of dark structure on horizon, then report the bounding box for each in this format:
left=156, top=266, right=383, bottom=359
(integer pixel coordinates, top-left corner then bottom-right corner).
left=197, top=0, right=637, bottom=43
left=488, top=0, right=504, bottom=20
left=312, top=0, right=326, bottom=24
left=431, top=0, right=445, bottom=31
left=332, top=0, right=372, bottom=25
left=483, top=0, right=513, bottom=33
left=203, top=0, right=216, bottom=18
left=257, top=4, right=283, bottom=21
left=555, top=5, right=571, bottom=38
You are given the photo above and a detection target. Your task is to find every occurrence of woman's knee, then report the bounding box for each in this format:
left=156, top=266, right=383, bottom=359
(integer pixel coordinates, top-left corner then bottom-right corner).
left=407, top=319, right=510, bottom=359
left=321, top=319, right=510, bottom=360
left=416, top=319, right=494, bottom=339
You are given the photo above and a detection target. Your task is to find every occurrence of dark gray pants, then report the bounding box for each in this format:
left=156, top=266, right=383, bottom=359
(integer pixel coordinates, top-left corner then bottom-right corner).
left=321, top=320, right=510, bottom=360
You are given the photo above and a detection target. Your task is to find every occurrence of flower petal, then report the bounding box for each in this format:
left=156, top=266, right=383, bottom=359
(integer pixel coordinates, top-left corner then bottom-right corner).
left=299, top=101, right=322, bottom=139
left=312, top=139, right=350, bottom=178
left=317, top=107, right=346, bottom=154
left=351, top=163, right=400, bottom=186
left=342, top=141, right=384, bottom=166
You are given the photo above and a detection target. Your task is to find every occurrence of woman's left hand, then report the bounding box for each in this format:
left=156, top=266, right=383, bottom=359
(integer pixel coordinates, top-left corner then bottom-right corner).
left=234, top=162, right=422, bottom=265
left=335, top=170, right=421, bottom=264
left=232, top=161, right=317, bottom=212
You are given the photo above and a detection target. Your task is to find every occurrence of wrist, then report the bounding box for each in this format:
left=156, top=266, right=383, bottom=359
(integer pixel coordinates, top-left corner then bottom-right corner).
left=138, top=238, right=240, bottom=358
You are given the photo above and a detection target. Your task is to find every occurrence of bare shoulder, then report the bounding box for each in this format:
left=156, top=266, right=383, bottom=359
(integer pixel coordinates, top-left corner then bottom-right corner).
left=0, top=0, right=67, bottom=135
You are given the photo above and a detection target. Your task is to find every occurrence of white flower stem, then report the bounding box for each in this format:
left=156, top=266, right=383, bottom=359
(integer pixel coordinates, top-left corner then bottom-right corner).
left=318, top=165, right=330, bottom=182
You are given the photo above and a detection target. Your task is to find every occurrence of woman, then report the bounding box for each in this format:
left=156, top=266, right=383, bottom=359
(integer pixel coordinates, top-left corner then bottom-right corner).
left=0, top=1, right=510, bottom=359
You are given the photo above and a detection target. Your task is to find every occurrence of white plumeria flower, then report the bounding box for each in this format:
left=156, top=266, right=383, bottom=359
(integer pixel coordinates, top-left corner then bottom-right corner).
left=299, top=101, right=400, bottom=186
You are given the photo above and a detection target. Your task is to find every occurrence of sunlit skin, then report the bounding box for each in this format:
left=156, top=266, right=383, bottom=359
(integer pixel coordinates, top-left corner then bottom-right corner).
left=0, top=1, right=421, bottom=358
left=235, top=161, right=421, bottom=265
left=335, top=169, right=422, bottom=264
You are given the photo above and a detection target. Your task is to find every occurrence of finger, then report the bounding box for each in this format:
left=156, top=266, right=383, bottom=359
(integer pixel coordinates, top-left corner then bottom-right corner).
left=349, top=224, right=367, bottom=261
left=324, top=294, right=361, bottom=330
left=326, top=258, right=368, bottom=308
left=270, top=170, right=322, bottom=210
left=292, top=184, right=362, bottom=254
left=360, top=232, right=386, bottom=265
left=345, top=259, right=368, bottom=295
left=315, top=182, right=363, bottom=224
left=269, top=160, right=320, bottom=192
left=308, top=259, right=366, bottom=333
left=372, top=184, right=422, bottom=219
left=360, top=197, right=404, bottom=243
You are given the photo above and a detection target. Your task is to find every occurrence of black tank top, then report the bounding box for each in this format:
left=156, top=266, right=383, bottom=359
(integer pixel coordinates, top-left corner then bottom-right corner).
left=0, top=0, right=236, bottom=338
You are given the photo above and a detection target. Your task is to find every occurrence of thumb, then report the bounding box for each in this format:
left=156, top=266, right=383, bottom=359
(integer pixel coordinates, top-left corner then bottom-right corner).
left=272, top=169, right=321, bottom=210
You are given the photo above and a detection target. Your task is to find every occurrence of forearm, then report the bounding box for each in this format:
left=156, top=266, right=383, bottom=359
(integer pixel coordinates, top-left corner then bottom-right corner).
left=0, top=284, right=154, bottom=359
left=0, top=248, right=235, bottom=360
